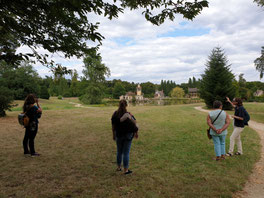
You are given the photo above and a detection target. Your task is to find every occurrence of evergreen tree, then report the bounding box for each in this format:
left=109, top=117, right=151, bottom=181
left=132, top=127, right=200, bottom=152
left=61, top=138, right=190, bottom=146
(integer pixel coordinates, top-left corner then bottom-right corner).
left=200, top=47, right=236, bottom=109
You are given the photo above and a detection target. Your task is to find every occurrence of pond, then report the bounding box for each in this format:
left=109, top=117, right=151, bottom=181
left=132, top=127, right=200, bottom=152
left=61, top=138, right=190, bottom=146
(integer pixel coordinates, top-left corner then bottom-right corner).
left=104, top=98, right=202, bottom=106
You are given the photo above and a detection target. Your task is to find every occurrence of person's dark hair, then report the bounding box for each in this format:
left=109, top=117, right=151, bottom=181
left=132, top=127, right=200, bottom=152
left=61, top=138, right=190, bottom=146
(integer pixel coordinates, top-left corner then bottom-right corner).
left=213, top=100, right=222, bottom=109
left=117, top=99, right=127, bottom=118
left=23, top=94, right=36, bottom=112
left=235, top=98, right=243, bottom=106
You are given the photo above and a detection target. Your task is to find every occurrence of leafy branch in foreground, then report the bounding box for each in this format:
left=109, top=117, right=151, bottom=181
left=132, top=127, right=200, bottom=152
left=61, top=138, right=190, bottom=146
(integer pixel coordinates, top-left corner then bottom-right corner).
left=0, top=0, right=208, bottom=67
left=254, top=46, right=264, bottom=79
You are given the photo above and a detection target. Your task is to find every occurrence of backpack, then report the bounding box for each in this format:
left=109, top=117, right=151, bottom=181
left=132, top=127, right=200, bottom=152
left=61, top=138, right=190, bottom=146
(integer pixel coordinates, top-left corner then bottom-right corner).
left=18, top=113, right=30, bottom=127
left=18, top=106, right=32, bottom=127
left=243, top=107, right=250, bottom=126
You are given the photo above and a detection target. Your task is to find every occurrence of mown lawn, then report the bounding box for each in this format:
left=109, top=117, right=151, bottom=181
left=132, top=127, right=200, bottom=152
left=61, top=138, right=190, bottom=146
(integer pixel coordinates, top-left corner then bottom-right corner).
left=244, top=102, right=264, bottom=124
left=0, top=102, right=261, bottom=198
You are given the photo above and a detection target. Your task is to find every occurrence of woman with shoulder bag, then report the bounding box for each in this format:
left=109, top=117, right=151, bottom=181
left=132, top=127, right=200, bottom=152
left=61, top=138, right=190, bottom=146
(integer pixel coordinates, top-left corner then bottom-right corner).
left=111, top=100, right=138, bottom=175
left=207, top=101, right=230, bottom=161
left=23, top=94, right=42, bottom=157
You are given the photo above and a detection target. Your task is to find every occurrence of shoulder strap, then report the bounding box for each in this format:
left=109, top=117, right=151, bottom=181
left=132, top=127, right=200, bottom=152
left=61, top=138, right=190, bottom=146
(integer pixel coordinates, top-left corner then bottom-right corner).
left=212, top=110, right=223, bottom=124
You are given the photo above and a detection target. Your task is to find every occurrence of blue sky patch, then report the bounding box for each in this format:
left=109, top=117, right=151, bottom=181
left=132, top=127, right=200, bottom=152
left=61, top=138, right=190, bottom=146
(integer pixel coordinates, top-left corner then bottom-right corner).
left=112, top=37, right=134, bottom=46
left=158, top=27, right=210, bottom=38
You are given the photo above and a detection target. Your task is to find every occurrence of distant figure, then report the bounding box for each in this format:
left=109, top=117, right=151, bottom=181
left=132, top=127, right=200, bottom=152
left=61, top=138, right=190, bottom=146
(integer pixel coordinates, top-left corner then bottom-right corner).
left=23, top=94, right=42, bottom=157
left=111, top=100, right=138, bottom=174
left=226, top=97, right=245, bottom=156
left=207, top=101, right=230, bottom=161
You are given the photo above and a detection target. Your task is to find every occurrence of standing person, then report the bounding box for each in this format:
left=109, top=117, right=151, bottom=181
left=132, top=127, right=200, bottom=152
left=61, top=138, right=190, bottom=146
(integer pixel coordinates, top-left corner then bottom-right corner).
left=111, top=100, right=138, bottom=175
left=226, top=97, right=245, bottom=156
left=207, top=101, right=230, bottom=161
left=23, top=94, right=42, bottom=157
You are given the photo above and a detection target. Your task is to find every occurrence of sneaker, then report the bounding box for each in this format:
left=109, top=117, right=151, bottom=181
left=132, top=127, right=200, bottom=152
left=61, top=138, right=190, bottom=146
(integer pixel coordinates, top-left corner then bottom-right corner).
left=235, top=152, right=242, bottom=155
left=124, top=170, right=133, bottom=175
left=226, top=153, right=232, bottom=157
left=24, top=152, right=31, bottom=157
left=31, top=153, right=41, bottom=157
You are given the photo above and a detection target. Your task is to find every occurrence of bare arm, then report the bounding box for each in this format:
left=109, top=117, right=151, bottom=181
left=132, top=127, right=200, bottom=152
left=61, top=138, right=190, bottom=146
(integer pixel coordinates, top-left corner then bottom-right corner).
left=226, top=97, right=236, bottom=108
left=207, top=114, right=217, bottom=132
left=231, top=115, right=243, bottom=120
left=35, top=98, right=42, bottom=113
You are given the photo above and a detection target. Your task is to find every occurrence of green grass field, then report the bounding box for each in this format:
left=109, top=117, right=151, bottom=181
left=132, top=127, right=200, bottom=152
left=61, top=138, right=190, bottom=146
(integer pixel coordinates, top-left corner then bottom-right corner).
left=0, top=99, right=261, bottom=198
left=244, top=102, right=264, bottom=124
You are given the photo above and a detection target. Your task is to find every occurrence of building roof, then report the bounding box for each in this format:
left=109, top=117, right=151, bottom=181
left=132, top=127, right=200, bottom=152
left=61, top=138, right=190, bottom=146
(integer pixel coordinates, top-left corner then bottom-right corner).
left=188, top=88, right=198, bottom=93
left=125, top=92, right=135, bottom=96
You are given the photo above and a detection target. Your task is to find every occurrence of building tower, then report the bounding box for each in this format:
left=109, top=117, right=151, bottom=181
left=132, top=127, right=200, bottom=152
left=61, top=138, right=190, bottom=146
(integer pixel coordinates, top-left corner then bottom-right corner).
left=136, top=84, right=142, bottom=96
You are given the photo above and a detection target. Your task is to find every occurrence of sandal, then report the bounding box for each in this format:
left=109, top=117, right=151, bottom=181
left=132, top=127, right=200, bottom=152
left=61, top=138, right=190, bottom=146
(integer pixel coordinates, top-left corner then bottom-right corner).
left=235, top=152, right=241, bottom=155
left=116, top=167, right=122, bottom=171
left=226, top=153, right=232, bottom=157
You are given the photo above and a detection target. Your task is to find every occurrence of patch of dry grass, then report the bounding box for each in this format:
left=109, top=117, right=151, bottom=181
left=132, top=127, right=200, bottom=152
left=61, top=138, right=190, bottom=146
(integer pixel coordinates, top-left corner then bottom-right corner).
left=0, top=104, right=260, bottom=198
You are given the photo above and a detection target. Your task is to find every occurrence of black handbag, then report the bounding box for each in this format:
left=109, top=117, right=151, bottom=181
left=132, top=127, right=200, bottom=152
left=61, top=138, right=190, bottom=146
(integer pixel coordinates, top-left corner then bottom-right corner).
left=207, top=110, right=223, bottom=140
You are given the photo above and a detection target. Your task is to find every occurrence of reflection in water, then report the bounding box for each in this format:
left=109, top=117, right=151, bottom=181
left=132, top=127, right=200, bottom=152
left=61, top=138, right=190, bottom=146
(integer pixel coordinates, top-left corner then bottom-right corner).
left=105, top=98, right=202, bottom=106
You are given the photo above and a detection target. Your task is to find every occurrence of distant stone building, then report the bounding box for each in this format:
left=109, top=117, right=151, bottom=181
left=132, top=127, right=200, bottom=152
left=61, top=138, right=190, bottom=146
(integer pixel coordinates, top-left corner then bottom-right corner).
left=254, top=90, right=264, bottom=97
left=188, top=88, right=199, bottom=98
left=154, top=90, right=165, bottom=99
left=120, top=91, right=135, bottom=101
left=120, top=84, right=144, bottom=101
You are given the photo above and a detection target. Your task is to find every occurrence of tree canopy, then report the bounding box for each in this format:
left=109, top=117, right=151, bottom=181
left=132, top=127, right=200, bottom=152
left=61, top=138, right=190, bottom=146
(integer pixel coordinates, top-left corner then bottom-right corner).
left=200, top=47, right=236, bottom=109
left=0, top=0, right=209, bottom=67
left=254, top=46, right=264, bottom=79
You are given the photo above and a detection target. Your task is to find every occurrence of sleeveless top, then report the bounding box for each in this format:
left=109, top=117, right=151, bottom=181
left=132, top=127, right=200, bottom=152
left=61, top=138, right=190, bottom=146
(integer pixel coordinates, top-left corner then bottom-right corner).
left=209, top=109, right=227, bottom=136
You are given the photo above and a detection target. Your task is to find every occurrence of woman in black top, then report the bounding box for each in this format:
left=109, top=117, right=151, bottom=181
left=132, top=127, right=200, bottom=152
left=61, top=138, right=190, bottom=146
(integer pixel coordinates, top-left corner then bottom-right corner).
left=226, top=97, right=245, bottom=156
left=111, top=100, right=138, bottom=174
left=23, top=94, right=42, bottom=156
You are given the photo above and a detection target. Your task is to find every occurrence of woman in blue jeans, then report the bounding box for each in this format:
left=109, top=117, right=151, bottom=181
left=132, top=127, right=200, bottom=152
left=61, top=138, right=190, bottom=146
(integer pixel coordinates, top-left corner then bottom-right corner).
left=111, top=100, right=138, bottom=174
left=207, top=101, right=230, bottom=161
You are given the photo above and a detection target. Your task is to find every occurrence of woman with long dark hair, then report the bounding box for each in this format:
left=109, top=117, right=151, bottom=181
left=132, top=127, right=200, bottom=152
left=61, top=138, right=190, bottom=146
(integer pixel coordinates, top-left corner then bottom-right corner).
left=23, top=94, right=42, bottom=156
left=111, top=100, right=138, bottom=174
left=226, top=97, right=245, bottom=156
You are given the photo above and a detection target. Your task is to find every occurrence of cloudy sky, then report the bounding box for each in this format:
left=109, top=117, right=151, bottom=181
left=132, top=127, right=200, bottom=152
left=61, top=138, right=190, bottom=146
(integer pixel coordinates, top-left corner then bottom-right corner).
left=29, top=0, right=264, bottom=84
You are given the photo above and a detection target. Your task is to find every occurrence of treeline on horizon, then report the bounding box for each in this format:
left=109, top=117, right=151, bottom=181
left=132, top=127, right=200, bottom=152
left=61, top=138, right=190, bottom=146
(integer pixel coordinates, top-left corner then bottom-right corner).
left=1, top=61, right=264, bottom=102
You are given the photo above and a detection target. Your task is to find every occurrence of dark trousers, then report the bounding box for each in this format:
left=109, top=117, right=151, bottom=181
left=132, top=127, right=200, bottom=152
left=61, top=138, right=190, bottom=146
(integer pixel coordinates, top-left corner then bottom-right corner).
left=23, top=124, right=38, bottom=154
left=116, top=136, right=132, bottom=169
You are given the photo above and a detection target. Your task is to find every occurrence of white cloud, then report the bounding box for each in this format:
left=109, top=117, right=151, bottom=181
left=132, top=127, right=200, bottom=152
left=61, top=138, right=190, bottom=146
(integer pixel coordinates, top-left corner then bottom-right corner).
left=30, top=0, right=264, bottom=84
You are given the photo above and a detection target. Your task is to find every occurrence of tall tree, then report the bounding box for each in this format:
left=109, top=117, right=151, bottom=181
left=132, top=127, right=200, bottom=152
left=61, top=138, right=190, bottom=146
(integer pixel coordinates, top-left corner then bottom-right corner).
left=254, top=46, right=264, bottom=79
left=0, top=0, right=209, bottom=67
left=113, top=82, right=126, bottom=99
left=200, top=47, right=236, bottom=109
left=81, top=51, right=110, bottom=104
left=141, top=82, right=156, bottom=98
left=0, top=61, right=14, bottom=117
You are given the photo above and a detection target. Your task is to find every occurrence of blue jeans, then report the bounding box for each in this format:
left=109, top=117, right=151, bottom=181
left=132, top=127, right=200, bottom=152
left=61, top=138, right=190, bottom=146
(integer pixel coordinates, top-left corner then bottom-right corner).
left=212, top=135, right=226, bottom=157
left=116, top=137, right=132, bottom=169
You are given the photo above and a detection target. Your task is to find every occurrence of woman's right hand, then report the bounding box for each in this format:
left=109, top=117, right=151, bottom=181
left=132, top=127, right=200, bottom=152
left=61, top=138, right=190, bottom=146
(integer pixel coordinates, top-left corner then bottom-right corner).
left=134, top=132, right=138, bottom=139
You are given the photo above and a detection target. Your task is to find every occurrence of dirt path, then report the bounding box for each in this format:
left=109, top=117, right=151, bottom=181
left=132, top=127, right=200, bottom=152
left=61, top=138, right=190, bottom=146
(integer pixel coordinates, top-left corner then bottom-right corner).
left=69, top=102, right=94, bottom=108
left=195, top=106, right=264, bottom=198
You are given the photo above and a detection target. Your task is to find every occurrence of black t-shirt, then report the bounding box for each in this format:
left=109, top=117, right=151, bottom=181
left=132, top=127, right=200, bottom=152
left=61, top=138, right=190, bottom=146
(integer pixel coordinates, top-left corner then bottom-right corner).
left=26, top=105, right=41, bottom=124
left=234, top=106, right=245, bottom=128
